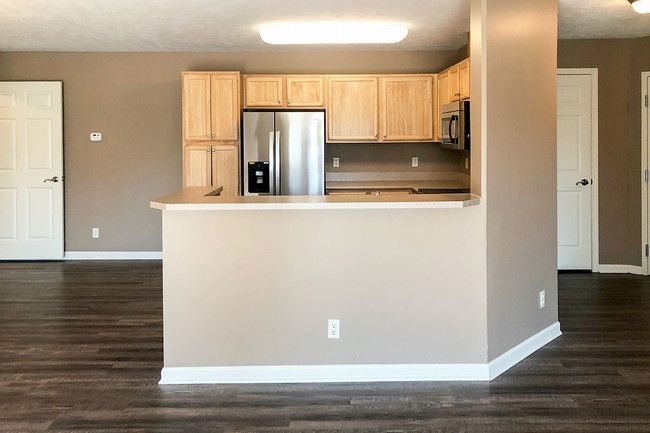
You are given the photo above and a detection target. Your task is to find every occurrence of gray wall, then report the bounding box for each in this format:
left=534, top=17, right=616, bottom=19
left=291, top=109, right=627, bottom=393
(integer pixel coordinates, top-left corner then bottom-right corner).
left=0, top=50, right=460, bottom=251
left=482, top=0, right=559, bottom=361
left=558, top=37, right=650, bottom=266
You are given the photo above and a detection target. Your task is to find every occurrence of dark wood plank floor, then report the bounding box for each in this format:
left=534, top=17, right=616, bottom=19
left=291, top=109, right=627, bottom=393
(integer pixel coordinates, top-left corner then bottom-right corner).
left=1, top=262, right=649, bottom=432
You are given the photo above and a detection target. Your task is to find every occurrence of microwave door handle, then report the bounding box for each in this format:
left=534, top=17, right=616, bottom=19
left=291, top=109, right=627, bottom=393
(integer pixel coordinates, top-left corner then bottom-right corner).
left=449, top=116, right=459, bottom=144
left=448, top=115, right=457, bottom=144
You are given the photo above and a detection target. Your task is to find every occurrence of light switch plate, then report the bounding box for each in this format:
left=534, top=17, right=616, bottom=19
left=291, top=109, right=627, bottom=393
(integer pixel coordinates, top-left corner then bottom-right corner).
left=333, top=158, right=340, bottom=168
left=90, top=132, right=102, bottom=142
left=412, top=157, right=419, bottom=168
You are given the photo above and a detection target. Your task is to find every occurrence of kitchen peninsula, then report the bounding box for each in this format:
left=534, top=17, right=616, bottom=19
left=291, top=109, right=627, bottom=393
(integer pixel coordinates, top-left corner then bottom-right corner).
left=151, top=187, right=487, bottom=383
left=152, top=0, right=561, bottom=385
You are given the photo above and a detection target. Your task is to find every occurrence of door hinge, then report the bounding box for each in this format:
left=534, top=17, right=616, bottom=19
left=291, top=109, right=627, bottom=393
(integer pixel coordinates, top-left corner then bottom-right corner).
left=646, top=94, right=649, bottom=108
left=645, top=170, right=649, bottom=183
left=645, top=244, right=648, bottom=257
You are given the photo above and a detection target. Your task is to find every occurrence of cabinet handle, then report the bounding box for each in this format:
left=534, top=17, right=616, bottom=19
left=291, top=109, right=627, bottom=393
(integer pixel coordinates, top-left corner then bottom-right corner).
left=288, top=100, right=292, bottom=104
left=383, top=134, right=387, bottom=138
left=278, top=99, right=282, bottom=103
left=212, top=149, right=216, bottom=152
left=206, top=134, right=210, bottom=138
left=212, top=134, right=215, bottom=138
left=374, top=133, right=378, bottom=138
left=206, top=148, right=210, bottom=152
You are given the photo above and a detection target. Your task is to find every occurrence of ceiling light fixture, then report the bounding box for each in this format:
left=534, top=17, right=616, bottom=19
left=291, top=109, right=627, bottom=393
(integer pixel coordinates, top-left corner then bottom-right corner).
left=260, top=23, right=408, bottom=45
left=629, top=0, right=650, bottom=13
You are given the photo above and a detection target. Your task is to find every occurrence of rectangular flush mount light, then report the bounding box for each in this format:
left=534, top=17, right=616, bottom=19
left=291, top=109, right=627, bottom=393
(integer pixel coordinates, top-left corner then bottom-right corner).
left=260, top=23, right=408, bottom=45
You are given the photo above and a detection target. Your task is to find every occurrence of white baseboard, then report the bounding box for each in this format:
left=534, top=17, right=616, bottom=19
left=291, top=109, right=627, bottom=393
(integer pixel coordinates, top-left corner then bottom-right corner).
left=64, top=251, right=162, bottom=260
left=160, top=363, right=490, bottom=385
left=487, top=321, right=562, bottom=380
left=159, top=322, right=561, bottom=385
left=597, top=264, right=646, bottom=275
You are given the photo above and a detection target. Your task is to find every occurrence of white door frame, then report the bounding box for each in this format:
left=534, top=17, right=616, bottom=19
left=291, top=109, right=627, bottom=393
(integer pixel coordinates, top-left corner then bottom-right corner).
left=642, top=72, right=650, bottom=275
left=557, top=68, right=599, bottom=272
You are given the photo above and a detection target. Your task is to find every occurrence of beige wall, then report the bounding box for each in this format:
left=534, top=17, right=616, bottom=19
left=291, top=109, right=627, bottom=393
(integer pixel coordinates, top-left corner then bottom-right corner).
left=163, top=207, right=489, bottom=366
left=482, top=0, right=559, bottom=361
left=0, top=50, right=460, bottom=251
left=325, top=142, right=464, bottom=175
left=558, top=37, right=650, bottom=266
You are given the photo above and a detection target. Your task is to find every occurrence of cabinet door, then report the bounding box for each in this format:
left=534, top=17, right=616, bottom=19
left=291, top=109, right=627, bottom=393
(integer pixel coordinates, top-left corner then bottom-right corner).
left=326, top=76, right=378, bottom=142
left=449, top=64, right=460, bottom=101
left=286, top=76, right=325, bottom=107
left=183, top=145, right=212, bottom=187
left=459, top=58, right=470, bottom=100
left=438, top=70, right=451, bottom=107
left=182, top=73, right=211, bottom=142
left=212, top=145, right=239, bottom=197
left=210, top=73, right=240, bottom=141
left=244, top=76, right=283, bottom=107
left=381, top=76, right=433, bottom=141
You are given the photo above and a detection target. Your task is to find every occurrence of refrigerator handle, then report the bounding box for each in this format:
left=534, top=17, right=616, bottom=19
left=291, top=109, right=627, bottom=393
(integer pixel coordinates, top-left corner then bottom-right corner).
left=275, top=131, right=281, bottom=195
left=268, top=131, right=275, bottom=195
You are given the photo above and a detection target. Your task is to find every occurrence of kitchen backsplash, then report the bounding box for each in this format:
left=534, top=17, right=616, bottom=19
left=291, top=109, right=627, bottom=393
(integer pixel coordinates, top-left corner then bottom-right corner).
left=325, top=142, right=468, bottom=175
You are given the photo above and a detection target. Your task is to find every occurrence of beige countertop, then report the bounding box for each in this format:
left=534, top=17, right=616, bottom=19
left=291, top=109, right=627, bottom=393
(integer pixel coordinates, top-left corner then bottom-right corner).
left=151, top=187, right=480, bottom=211
left=326, top=180, right=470, bottom=192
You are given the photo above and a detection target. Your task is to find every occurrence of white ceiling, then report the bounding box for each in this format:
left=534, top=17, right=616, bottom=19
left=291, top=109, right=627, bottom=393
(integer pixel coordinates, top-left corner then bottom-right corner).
left=0, top=0, right=648, bottom=52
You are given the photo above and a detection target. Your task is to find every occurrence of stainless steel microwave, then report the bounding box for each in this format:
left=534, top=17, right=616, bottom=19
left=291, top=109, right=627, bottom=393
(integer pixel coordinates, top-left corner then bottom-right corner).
left=440, top=100, right=470, bottom=150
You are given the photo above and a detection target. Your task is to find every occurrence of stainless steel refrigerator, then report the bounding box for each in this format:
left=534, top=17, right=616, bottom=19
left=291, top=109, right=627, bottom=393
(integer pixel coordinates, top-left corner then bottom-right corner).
left=242, top=111, right=325, bottom=196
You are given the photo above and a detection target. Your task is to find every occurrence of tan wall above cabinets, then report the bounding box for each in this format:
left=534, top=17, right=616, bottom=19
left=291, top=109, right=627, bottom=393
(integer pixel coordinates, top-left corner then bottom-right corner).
left=326, top=74, right=436, bottom=143
left=182, top=71, right=240, bottom=145
left=244, top=75, right=325, bottom=108
left=183, top=145, right=239, bottom=196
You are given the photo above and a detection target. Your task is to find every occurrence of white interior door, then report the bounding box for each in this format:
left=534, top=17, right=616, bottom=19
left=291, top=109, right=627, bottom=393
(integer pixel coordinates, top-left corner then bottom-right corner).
left=557, top=74, right=593, bottom=270
left=0, top=82, right=63, bottom=260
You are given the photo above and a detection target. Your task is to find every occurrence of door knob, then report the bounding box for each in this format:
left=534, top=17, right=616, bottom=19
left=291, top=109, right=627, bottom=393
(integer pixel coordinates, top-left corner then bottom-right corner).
left=44, top=176, right=59, bottom=183
left=576, top=179, right=590, bottom=186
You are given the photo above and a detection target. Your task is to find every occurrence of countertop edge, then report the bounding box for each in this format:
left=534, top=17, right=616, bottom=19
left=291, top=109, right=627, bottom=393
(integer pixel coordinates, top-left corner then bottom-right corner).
left=152, top=197, right=481, bottom=211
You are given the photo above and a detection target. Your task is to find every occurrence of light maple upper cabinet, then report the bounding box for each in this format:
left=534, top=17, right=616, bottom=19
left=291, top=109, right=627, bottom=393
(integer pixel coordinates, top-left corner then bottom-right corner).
left=182, top=71, right=240, bottom=144
left=449, top=64, right=460, bottom=101
left=286, top=76, right=324, bottom=107
left=244, top=76, right=283, bottom=107
left=210, top=74, right=239, bottom=141
left=244, top=75, right=325, bottom=108
left=437, top=70, right=451, bottom=107
left=182, top=74, right=211, bottom=141
left=326, top=75, right=379, bottom=142
left=459, top=58, right=470, bottom=100
left=381, top=75, right=434, bottom=141
left=437, top=59, right=470, bottom=105
left=183, top=145, right=239, bottom=196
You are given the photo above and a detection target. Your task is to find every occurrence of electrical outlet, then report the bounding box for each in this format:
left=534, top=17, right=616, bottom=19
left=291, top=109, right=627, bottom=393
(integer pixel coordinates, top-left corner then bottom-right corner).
left=539, top=291, right=546, bottom=309
left=90, top=132, right=102, bottom=142
left=465, top=158, right=469, bottom=170
left=333, top=157, right=340, bottom=168
left=92, top=228, right=100, bottom=239
left=411, top=157, right=419, bottom=168
left=328, top=319, right=340, bottom=339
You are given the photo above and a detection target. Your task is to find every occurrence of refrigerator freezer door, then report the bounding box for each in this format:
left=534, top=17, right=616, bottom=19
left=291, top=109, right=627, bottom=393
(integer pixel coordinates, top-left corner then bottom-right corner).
left=243, top=111, right=275, bottom=196
left=275, top=111, right=325, bottom=195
